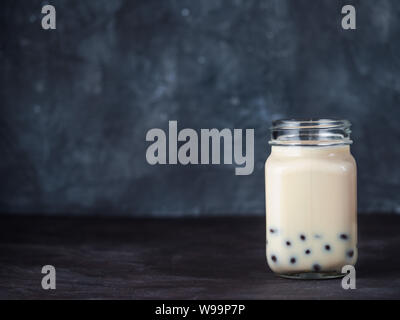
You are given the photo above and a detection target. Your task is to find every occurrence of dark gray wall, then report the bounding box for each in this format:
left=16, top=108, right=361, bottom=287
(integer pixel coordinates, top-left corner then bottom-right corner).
left=1, top=0, right=399, bottom=216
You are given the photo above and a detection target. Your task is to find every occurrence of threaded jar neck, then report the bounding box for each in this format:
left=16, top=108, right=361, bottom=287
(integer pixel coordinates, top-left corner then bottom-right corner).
left=269, top=119, right=352, bottom=146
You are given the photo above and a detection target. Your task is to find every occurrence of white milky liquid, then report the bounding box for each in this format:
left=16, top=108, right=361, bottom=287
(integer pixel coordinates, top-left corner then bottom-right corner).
left=265, top=145, right=357, bottom=275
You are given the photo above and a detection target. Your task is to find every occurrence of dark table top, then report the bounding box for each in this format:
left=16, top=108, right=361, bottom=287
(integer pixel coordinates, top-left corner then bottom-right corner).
left=0, top=214, right=399, bottom=299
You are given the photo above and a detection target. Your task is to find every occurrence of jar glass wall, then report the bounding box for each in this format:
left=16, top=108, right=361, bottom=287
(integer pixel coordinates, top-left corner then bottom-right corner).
left=265, top=119, right=357, bottom=279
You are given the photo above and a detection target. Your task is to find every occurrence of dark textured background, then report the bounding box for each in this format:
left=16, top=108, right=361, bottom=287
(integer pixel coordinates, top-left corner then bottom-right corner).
left=1, top=0, right=399, bottom=216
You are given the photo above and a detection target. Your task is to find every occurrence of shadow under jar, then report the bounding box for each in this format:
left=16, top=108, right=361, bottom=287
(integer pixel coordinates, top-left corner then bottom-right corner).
left=265, top=119, right=358, bottom=279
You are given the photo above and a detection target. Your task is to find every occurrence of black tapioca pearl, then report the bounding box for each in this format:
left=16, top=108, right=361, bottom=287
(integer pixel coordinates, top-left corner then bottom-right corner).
left=347, top=250, right=354, bottom=258
left=290, top=257, right=296, bottom=264
left=269, top=228, right=276, bottom=234
left=324, top=244, right=331, bottom=251
left=286, top=241, right=291, bottom=246
left=340, top=233, right=349, bottom=240
left=300, top=234, right=306, bottom=241
left=305, top=249, right=311, bottom=255
left=271, top=255, right=278, bottom=262
left=313, top=264, right=321, bottom=272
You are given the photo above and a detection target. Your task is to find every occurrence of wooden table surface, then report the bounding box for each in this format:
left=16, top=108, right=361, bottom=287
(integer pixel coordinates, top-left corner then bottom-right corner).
left=0, top=214, right=399, bottom=299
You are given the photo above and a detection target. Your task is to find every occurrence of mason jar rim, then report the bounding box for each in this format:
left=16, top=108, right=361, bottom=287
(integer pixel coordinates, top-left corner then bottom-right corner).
left=271, top=119, right=351, bottom=130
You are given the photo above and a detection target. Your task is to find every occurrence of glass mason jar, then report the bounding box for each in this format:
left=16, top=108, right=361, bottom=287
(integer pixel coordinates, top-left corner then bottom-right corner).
left=265, top=119, right=357, bottom=279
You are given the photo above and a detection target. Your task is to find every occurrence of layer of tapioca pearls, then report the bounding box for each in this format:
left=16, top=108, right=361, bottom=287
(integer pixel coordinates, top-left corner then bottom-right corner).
left=267, top=228, right=357, bottom=273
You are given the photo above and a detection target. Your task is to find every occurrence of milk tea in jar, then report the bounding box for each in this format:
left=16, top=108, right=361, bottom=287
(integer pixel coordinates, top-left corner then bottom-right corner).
left=265, top=119, right=357, bottom=279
